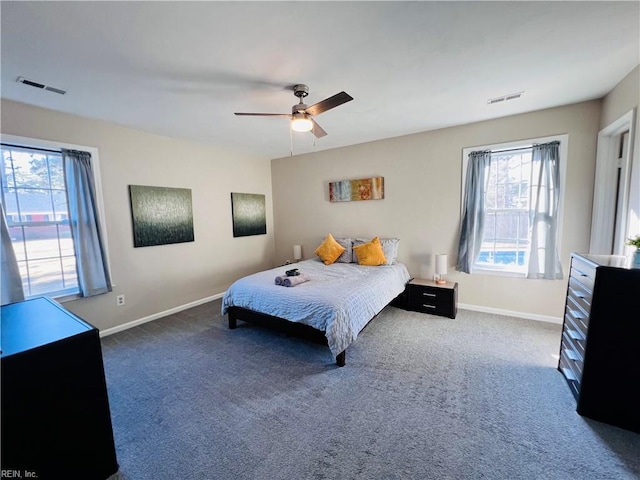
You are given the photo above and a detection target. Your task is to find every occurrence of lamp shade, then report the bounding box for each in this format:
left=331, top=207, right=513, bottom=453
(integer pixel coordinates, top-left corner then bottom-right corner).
left=435, top=254, right=448, bottom=275
left=293, top=244, right=302, bottom=261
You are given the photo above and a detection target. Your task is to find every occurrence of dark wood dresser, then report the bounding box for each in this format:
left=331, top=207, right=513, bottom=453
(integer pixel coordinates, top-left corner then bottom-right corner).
left=1, top=297, right=119, bottom=478
left=558, top=253, right=640, bottom=433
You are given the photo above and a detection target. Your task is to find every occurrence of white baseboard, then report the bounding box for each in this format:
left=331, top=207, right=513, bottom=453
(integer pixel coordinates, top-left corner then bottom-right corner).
left=458, top=303, right=562, bottom=324
left=99, top=292, right=225, bottom=338
left=99, top=295, right=561, bottom=338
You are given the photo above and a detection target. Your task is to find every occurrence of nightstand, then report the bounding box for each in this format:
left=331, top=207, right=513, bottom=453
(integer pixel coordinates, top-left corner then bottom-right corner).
left=407, top=278, right=458, bottom=318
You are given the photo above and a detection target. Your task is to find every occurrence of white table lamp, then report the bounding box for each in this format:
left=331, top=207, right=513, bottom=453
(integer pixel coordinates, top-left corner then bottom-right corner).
left=435, top=254, right=448, bottom=284
left=293, top=244, right=302, bottom=262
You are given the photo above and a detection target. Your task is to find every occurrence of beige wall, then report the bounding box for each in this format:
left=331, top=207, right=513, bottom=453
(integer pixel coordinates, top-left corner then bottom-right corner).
left=2, top=93, right=617, bottom=325
left=600, top=65, right=640, bottom=238
left=1, top=99, right=274, bottom=331
left=272, top=100, right=602, bottom=321
left=600, top=65, right=639, bottom=129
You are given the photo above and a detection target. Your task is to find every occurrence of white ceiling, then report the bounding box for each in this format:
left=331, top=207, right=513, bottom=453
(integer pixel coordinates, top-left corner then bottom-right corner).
left=1, top=1, right=639, bottom=160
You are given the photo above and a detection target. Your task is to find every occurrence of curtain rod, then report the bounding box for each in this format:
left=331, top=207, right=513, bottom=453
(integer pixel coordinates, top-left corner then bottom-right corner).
left=475, top=140, right=561, bottom=156
left=1, top=143, right=61, bottom=154
left=491, top=145, right=533, bottom=154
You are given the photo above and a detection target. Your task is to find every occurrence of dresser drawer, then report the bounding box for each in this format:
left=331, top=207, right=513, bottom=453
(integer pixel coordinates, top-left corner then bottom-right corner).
left=561, top=334, right=584, bottom=378
left=562, top=330, right=584, bottom=363
left=409, top=300, right=451, bottom=317
left=570, top=256, right=596, bottom=291
left=409, top=284, right=451, bottom=306
left=563, top=313, right=587, bottom=357
left=559, top=354, right=581, bottom=399
left=566, top=295, right=589, bottom=332
left=568, top=276, right=593, bottom=314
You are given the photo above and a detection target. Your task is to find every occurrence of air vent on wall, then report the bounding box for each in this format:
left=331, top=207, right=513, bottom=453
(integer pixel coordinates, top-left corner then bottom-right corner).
left=487, top=91, right=523, bottom=105
left=17, top=76, right=66, bottom=95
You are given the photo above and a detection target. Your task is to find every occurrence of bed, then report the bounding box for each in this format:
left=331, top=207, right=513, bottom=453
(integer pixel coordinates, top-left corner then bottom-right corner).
left=221, top=258, right=411, bottom=366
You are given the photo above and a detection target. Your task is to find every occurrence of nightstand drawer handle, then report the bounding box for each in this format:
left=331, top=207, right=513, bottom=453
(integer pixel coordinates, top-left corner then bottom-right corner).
left=422, top=292, right=436, bottom=297
left=422, top=304, right=436, bottom=309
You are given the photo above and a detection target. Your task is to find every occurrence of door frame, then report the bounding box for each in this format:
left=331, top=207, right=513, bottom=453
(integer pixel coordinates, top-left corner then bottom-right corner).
left=589, top=109, right=636, bottom=254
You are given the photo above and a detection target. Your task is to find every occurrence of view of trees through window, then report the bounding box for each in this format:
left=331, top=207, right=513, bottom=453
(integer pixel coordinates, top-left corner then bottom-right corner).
left=477, top=148, right=532, bottom=271
left=1, top=144, right=78, bottom=297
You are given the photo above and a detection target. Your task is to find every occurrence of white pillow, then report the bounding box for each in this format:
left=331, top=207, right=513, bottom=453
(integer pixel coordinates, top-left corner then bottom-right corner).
left=333, top=237, right=353, bottom=263
left=379, top=238, right=400, bottom=265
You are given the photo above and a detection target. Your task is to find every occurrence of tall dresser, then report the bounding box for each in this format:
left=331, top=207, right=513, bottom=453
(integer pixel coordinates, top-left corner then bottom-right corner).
left=1, top=297, right=119, bottom=479
left=558, top=253, right=640, bottom=433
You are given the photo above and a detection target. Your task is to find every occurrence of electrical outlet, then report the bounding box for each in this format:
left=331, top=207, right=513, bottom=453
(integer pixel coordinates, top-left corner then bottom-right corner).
left=116, top=294, right=125, bottom=306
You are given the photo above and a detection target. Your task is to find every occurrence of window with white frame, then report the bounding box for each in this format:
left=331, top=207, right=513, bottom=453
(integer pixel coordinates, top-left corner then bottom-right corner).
left=1, top=136, right=109, bottom=299
left=460, top=134, right=568, bottom=277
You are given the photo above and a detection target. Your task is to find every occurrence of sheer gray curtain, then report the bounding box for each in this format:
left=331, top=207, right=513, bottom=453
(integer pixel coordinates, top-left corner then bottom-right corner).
left=62, top=149, right=112, bottom=297
left=527, top=141, right=563, bottom=279
left=456, top=150, right=492, bottom=273
left=1, top=202, right=25, bottom=305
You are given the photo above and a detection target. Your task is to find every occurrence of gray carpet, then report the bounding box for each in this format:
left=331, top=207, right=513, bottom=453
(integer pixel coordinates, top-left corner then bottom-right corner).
left=101, top=300, right=640, bottom=479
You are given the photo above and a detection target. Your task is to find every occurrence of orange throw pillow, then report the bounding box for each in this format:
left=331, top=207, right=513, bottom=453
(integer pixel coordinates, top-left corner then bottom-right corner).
left=353, top=236, right=387, bottom=266
left=314, top=233, right=346, bottom=265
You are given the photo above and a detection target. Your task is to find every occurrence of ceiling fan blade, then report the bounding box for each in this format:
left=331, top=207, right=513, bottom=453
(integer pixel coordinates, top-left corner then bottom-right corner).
left=305, top=91, right=353, bottom=116
left=311, top=118, right=328, bottom=138
left=234, top=113, right=291, bottom=117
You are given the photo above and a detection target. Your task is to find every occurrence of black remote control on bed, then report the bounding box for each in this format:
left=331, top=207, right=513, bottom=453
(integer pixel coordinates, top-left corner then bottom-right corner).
left=285, top=268, right=300, bottom=276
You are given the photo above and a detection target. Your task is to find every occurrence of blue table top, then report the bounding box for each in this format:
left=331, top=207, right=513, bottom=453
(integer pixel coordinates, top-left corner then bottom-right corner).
left=1, top=296, right=95, bottom=358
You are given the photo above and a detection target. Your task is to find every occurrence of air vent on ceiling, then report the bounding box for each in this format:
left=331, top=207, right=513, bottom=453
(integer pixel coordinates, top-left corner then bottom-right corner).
left=17, top=76, right=66, bottom=95
left=487, top=91, right=523, bottom=105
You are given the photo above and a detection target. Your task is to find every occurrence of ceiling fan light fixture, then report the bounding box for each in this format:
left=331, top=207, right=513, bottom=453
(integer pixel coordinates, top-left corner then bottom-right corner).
left=235, top=84, right=351, bottom=139
left=291, top=113, right=313, bottom=132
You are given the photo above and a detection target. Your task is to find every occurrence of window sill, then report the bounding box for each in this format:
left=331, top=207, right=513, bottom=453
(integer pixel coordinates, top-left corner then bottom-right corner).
left=26, top=290, right=81, bottom=304
left=54, top=292, right=82, bottom=303
left=470, top=267, right=527, bottom=278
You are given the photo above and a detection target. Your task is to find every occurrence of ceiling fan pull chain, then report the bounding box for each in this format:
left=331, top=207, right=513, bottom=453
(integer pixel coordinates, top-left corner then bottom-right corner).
left=290, top=124, right=294, bottom=157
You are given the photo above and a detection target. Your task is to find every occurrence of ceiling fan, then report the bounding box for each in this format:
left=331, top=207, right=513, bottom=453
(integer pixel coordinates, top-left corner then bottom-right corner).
left=234, top=84, right=353, bottom=138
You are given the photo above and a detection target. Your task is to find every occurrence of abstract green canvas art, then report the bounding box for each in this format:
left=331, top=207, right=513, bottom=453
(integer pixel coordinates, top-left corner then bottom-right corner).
left=129, top=185, right=194, bottom=247
left=231, top=192, right=266, bottom=237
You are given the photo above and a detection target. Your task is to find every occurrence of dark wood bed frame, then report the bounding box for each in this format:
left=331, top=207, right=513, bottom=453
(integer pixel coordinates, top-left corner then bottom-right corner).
left=228, top=306, right=350, bottom=366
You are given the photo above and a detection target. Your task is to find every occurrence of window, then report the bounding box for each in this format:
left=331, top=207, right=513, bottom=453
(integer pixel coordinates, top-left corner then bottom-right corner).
left=478, top=147, right=531, bottom=272
left=1, top=135, right=110, bottom=299
left=460, top=135, right=567, bottom=277
left=1, top=144, right=78, bottom=297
